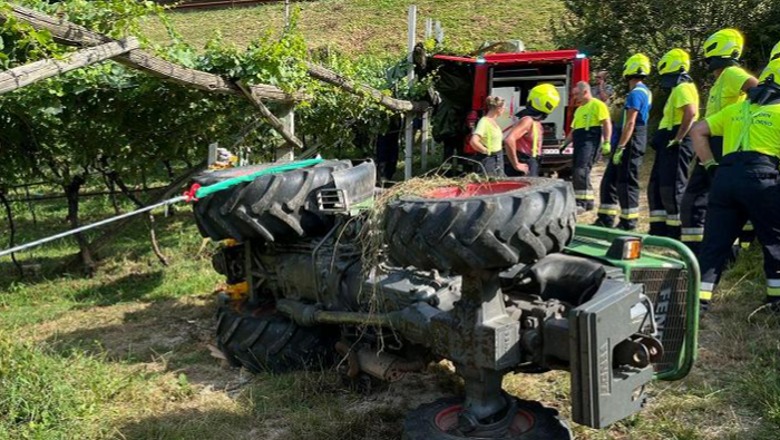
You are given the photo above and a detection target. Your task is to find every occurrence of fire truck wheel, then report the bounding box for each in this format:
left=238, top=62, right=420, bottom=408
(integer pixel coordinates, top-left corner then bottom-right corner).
left=402, top=396, right=572, bottom=440
left=215, top=304, right=337, bottom=373
left=384, top=178, right=575, bottom=273
left=192, top=160, right=358, bottom=242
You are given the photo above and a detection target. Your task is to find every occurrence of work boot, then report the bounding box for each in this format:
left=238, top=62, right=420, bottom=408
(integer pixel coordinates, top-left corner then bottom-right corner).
left=765, top=297, right=780, bottom=313
left=699, top=300, right=710, bottom=315
left=592, top=218, right=613, bottom=228
left=617, top=220, right=636, bottom=232
left=748, top=298, right=780, bottom=323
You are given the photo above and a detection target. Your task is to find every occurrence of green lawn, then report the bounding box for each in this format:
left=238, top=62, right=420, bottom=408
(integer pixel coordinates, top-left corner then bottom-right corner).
left=1, top=159, right=779, bottom=439
left=142, top=0, right=566, bottom=55
left=1, top=1, right=779, bottom=438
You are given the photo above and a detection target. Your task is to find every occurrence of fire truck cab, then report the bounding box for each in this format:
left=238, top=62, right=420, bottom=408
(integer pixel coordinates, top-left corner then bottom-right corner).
left=430, top=50, right=590, bottom=177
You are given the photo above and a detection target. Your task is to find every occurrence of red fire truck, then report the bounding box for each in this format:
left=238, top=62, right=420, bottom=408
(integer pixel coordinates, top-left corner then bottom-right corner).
left=429, top=49, right=590, bottom=177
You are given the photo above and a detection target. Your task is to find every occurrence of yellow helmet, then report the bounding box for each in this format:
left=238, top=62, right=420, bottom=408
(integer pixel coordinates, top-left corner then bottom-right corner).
left=623, top=53, right=651, bottom=77
left=703, top=28, right=744, bottom=59
left=658, top=48, right=691, bottom=75
left=771, top=41, right=780, bottom=61
left=527, top=83, right=561, bottom=114
left=759, top=58, right=780, bottom=86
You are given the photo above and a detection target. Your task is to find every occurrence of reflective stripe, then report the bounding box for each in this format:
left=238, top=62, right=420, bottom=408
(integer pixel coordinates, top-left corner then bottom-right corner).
left=598, top=204, right=619, bottom=215
left=743, top=222, right=754, bottom=231
left=621, top=208, right=639, bottom=219
left=767, top=279, right=780, bottom=287
left=700, top=290, right=713, bottom=301
left=666, top=214, right=681, bottom=226
left=701, top=282, right=714, bottom=291
left=681, top=234, right=704, bottom=242
left=575, top=190, right=595, bottom=200
left=649, top=210, right=666, bottom=223
left=768, top=287, right=780, bottom=297
left=682, top=227, right=704, bottom=235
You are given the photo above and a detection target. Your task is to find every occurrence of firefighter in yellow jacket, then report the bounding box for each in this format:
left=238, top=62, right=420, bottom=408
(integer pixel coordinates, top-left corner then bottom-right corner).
left=565, top=81, right=612, bottom=212
left=680, top=29, right=758, bottom=255
left=691, top=59, right=780, bottom=312
left=646, top=48, right=699, bottom=240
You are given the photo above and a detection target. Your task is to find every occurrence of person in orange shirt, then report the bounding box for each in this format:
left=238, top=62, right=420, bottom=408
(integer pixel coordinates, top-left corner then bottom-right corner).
left=504, top=84, right=561, bottom=177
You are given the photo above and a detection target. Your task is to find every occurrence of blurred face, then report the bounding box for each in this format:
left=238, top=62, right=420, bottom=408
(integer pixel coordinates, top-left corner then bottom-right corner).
left=489, top=102, right=506, bottom=115
left=574, top=88, right=591, bottom=103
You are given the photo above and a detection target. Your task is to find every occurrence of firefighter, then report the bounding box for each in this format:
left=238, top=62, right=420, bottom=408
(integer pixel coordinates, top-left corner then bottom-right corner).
left=504, top=83, right=561, bottom=177
left=564, top=81, right=611, bottom=212
left=692, top=59, right=780, bottom=312
left=595, top=54, right=652, bottom=230
left=680, top=29, right=758, bottom=255
left=760, top=41, right=780, bottom=78
left=646, top=48, right=699, bottom=239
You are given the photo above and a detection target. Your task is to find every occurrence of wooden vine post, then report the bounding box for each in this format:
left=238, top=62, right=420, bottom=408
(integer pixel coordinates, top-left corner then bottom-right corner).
left=404, top=5, right=417, bottom=180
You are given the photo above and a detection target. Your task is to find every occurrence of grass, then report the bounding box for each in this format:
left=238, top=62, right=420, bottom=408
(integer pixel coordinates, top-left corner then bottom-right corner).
left=2, top=1, right=780, bottom=438
left=2, top=153, right=780, bottom=439
left=141, top=0, right=566, bottom=56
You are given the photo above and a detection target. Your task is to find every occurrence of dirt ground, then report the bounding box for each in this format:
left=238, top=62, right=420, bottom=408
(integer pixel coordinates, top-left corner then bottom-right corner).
left=9, top=150, right=780, bottom=439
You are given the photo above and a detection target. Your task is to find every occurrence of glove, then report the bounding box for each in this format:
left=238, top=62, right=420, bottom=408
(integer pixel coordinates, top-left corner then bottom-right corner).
left=612, top=147, right=624, bottom=165
left=703, top=158, right=718, bottom=180
left=601, top=141, right=611, bottom=156
left=666, top=139, right=681, bottom=149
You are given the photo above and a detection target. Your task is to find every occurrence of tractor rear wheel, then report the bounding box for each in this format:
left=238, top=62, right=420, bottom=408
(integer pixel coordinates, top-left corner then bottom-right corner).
left=192, top=160, right=356, bottom=242
left=402, top=397, right=572, bottom=440
left=215, top=303, right=337, bottom=373
left=384, top=178, right=576, bottom=273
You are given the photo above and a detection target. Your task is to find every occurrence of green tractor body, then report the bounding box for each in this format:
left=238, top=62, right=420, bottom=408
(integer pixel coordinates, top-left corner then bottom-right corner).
left=193, top=160, right=699, bottom=439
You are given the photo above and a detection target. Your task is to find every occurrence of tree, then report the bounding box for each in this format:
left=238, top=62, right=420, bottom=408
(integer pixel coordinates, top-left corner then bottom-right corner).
left=553, top=0, right=776, bottom=90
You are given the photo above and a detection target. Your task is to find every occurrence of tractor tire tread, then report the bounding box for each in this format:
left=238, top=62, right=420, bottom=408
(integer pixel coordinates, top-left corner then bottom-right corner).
left=384, top=178, right=575, bottom=272
left=215, top=305, right=336, bottom=373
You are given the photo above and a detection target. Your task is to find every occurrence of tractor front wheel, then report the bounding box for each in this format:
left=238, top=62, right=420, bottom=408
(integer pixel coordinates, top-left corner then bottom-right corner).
left=403, top=397, right=572, bottom=440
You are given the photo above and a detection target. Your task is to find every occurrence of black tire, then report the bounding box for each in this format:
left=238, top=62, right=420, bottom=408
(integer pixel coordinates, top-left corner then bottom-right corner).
left=403, top=397, right=572, bottom=440
left=192, top=160, right=353, bottom=242
left=215, top=304, right=337, bottom=373
left=384, top=178, right=575, bottom=273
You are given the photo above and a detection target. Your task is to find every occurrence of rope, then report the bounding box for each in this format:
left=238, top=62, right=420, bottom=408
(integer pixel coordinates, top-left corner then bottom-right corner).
left=0, top=158, right=324, bottom=259
left=0, top=196, right=186, bottom=258
left=192, top=158, right=323, bottom=199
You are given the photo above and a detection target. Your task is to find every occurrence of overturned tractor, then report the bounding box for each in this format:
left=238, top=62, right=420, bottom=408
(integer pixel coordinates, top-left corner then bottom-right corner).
left=191, top=159, right=699, bottom=439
